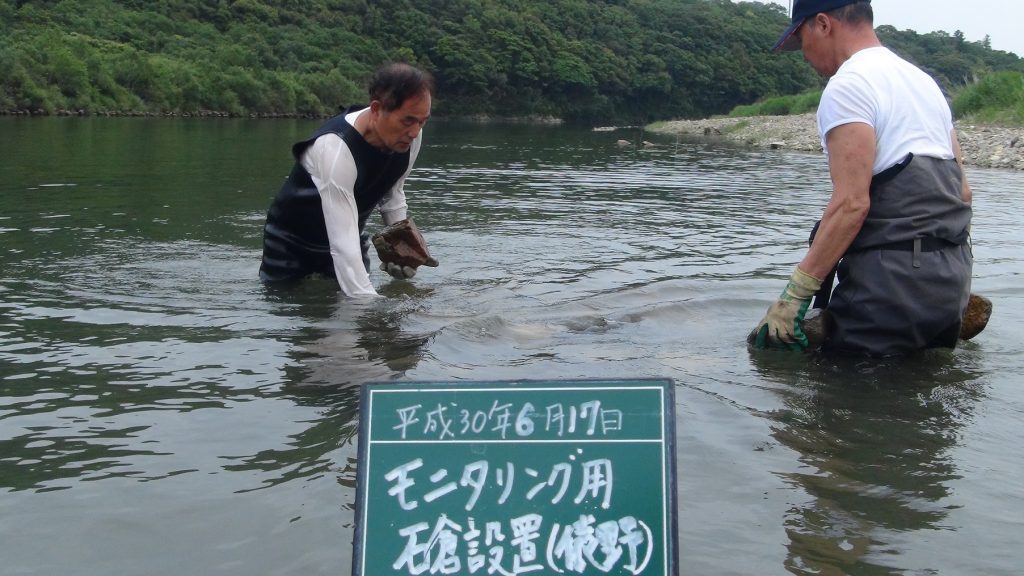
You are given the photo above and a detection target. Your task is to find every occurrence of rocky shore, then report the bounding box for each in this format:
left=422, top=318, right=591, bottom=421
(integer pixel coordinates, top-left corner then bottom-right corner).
left=648, top=113, right=1024, bottom=171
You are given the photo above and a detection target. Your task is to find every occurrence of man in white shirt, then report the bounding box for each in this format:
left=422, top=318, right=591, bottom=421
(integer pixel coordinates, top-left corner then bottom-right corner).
left=753, top=0, right=973, bottom=355
left=260, top=63, right=435, bottom=297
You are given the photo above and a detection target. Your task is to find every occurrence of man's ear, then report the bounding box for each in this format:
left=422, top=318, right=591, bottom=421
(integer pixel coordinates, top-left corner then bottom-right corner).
left=814, top=12, right=833, bottom=35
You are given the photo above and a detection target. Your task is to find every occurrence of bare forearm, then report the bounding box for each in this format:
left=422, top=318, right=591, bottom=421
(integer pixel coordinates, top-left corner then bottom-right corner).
left=799, top=123, right=875, bottom=280
left=800, top=193, right=868, bottom=279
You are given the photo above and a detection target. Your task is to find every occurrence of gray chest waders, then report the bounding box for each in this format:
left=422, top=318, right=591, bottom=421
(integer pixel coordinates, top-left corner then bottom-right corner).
left=811, top=154, right=973, bottom=355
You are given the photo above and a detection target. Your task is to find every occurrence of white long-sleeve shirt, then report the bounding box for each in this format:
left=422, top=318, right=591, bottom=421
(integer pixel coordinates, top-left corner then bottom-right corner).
left=300, top=107, right=421, bottom=297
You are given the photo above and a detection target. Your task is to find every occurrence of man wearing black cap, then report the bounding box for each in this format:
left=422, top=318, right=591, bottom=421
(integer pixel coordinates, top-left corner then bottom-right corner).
left=753, top=0, right=974, bottom=355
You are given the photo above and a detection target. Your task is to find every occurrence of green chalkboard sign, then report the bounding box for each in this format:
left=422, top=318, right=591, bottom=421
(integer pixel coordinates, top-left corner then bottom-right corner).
left=353, top=378, right=677, bottom=576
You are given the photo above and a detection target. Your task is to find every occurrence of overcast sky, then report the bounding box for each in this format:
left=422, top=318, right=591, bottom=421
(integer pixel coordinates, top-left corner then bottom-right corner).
left=750, top=0, right=1024, bottom=57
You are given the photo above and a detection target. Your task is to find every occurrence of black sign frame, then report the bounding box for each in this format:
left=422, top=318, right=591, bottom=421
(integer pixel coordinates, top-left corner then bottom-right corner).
left=353, top=378, right=678, bottom=576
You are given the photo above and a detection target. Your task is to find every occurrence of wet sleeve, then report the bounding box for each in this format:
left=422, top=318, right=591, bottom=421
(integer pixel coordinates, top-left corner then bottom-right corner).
left=377, top=132, right=421, bottom=225
left=301, top=134, right=379, bottom=297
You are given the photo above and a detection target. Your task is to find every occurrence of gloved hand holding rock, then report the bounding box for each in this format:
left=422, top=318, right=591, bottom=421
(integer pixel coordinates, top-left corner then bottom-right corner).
left=754, top=267, right=823, bottom=351
left=372, top=217, right=438, bottom=282
left=380, top=261, right=417, bottom=279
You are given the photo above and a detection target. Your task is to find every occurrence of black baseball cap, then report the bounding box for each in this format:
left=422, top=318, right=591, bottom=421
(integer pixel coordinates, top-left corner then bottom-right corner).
left=772, top=0, right=870, bottom=52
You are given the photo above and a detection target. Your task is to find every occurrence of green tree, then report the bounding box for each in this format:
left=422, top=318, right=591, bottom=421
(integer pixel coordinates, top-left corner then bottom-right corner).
left=2, top=0, right=1021, bottom=122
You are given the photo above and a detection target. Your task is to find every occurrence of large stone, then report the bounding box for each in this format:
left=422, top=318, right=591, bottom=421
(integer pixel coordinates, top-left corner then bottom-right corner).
left=960, top=293, right=993, bottom=340
left=371, top=217, right=439, bottom=269
left=746, top=307, right=829, bottom=350
left=747, top=292, right=992, bottom=349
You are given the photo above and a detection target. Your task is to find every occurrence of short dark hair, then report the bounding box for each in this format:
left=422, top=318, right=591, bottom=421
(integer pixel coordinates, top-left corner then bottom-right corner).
left=368, top=63, right=435, bottom=112
left=829, top=1, right=873, bottom=26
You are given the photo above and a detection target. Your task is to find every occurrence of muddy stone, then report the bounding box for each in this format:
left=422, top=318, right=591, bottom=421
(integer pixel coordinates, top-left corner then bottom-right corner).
left=960, top=293, right=993, bottom=340
left=372, top=217, right=439, bottom=269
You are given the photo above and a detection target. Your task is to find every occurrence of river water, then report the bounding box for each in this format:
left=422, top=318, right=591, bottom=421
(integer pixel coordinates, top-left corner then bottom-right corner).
left=1, top=117, right=1022, bottom=575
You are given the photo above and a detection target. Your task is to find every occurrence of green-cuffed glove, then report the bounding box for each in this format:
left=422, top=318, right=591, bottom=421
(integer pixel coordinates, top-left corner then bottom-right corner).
left=754, top=267, right=823, bottom=351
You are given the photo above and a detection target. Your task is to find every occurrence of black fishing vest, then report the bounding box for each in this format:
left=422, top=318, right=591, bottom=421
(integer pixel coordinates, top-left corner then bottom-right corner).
left=260, top=106, right=411, bottom=282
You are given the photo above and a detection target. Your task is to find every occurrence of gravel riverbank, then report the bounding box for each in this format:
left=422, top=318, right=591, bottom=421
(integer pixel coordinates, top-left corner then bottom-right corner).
left=647, top=113, right=1024, bottom=171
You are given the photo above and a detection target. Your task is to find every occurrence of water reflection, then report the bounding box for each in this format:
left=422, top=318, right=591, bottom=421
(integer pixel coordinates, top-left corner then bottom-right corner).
left=750, top=350, right=984, bottom=573
left=222, top=283, right=437, bottom=493
left=264, top=281, right=436, bottom=387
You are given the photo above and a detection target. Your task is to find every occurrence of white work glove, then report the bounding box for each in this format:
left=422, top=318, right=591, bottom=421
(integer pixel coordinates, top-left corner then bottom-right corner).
left=754, top=266, right=823, bottom=351
left=380, top=261, right=417, bottom=280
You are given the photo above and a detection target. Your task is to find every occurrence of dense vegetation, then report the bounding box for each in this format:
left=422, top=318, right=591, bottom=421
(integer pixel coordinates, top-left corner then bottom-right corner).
left=2, top=0, right=1021, bottom=124
left=728, top=91, right=822, bottom=118
left=952, top=71, right=1024, bottom=125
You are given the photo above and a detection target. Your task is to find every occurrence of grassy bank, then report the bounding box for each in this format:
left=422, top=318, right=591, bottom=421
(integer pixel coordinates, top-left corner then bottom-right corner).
left=953, top=71, right=1024, bottom=125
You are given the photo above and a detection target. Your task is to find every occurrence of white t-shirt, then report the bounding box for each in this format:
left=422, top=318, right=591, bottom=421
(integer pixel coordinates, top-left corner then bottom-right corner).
left=300, top=108, right=419, bottom=297
left=817, top=46, right=955, bottom=174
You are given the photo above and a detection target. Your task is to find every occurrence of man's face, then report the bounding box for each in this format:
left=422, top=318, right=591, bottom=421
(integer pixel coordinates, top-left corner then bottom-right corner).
left=372, top=91, right=432, bottom=153
left=797, top=14, right=840, bottom=78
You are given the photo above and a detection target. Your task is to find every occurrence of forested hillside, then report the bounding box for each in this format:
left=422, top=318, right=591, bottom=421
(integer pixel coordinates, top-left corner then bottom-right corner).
left=1, top=0, right=1021, bottom=123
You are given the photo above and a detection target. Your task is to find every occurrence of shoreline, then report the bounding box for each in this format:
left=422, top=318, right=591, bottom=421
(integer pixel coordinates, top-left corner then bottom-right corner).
left=7, top=109, right=1021, bottom=170
left=0, top=108, right=565, bottom=123
left=647, top=113, right=1024, bottom=171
